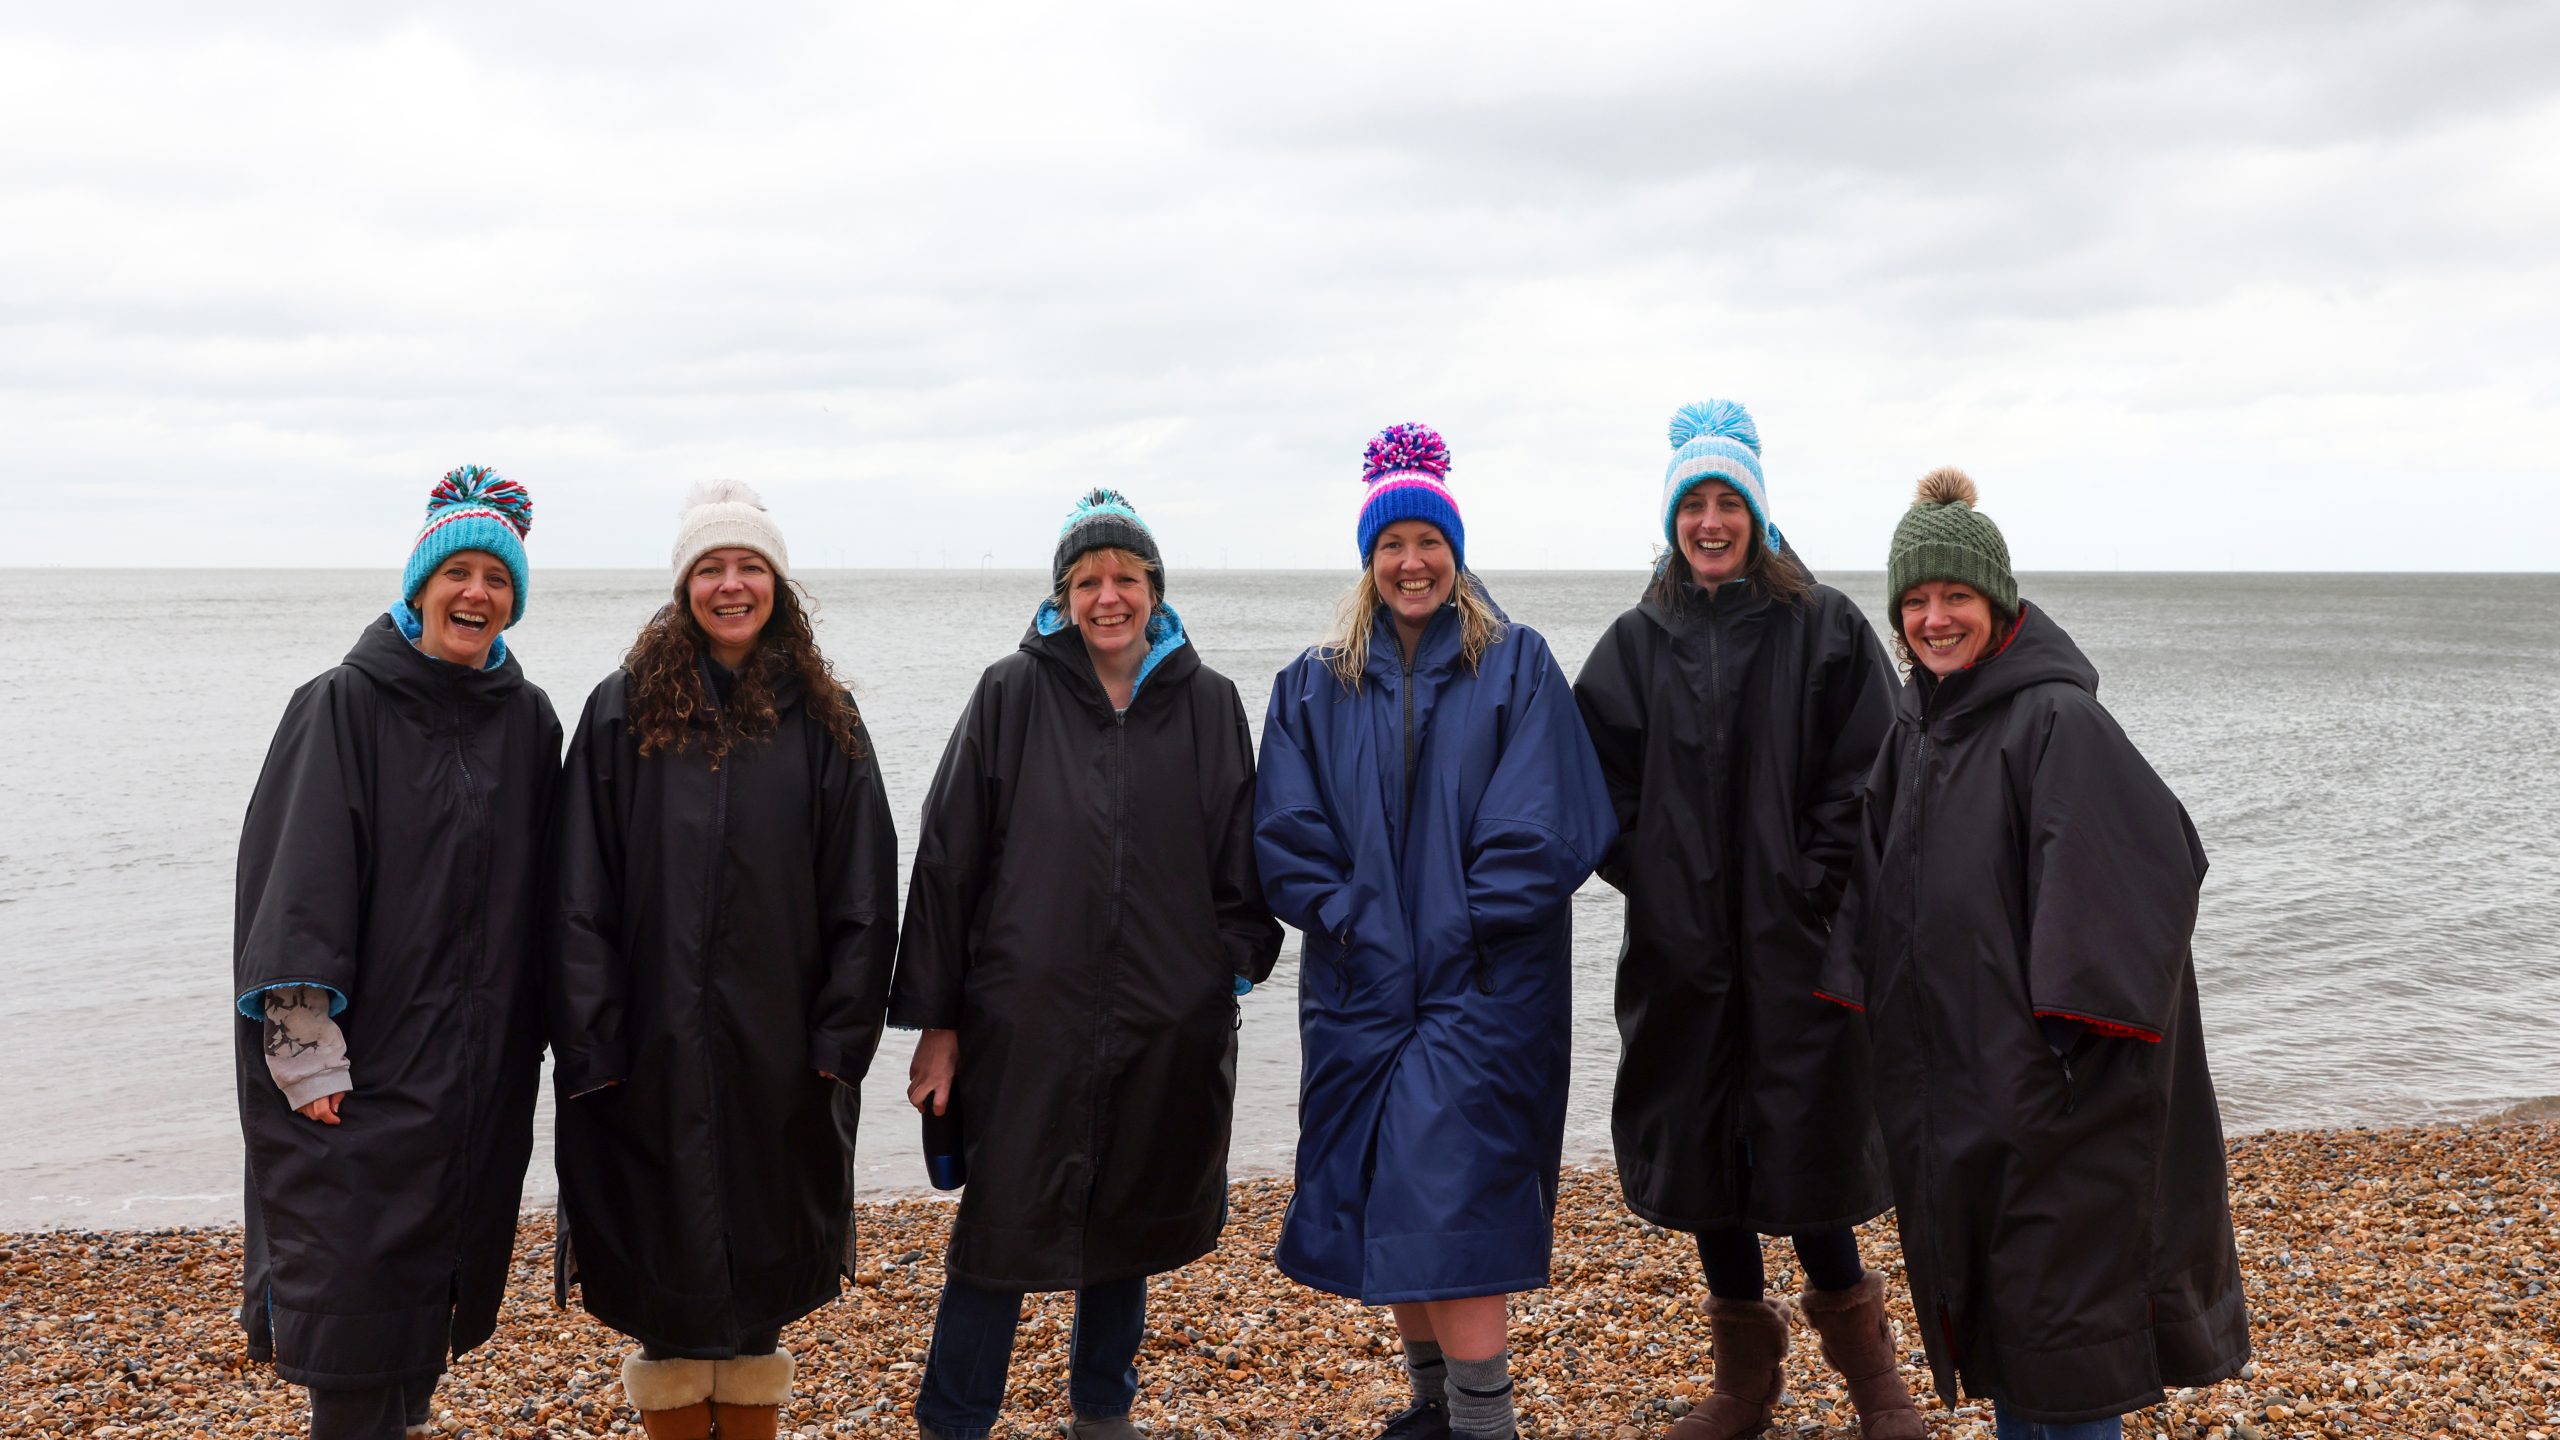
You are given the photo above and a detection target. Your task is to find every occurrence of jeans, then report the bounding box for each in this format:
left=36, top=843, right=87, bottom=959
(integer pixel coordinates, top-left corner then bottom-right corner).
left=1993, top=1402, right=2123, bottom=1440
left=914, top=1274, right=1147, bottom=1439
left=307, top=1372, right=437, bottom=1440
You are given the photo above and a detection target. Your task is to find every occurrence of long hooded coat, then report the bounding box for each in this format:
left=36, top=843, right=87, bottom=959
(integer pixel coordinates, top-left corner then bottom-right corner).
left=1572, top=573, right=1897, bottom=1235
left=549, top=662, right=898, bottom=1355
left=1254, top=597, right=1618, bottom=1304
left=233, top=613, right=560, bottom=1387
left=1819, top=605, right=2249, bottom=1423
left=891, top=605, right=1282, bottom=1292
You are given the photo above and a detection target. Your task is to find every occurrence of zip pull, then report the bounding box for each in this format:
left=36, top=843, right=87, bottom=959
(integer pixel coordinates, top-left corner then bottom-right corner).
left=2058, top=1050, right=2077, bottom=1115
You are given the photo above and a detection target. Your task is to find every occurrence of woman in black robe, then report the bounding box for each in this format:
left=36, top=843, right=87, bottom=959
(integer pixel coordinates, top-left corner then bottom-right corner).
left=234, top=467, right=557, bottom=1440
left=892, top=490, right=1281, bottom=1440
left=550, top=481, right=898, bottom=1440
left=1572, top=402, right=1916, bottom=1440
left=1821, top=468, right=2249, bottom=1438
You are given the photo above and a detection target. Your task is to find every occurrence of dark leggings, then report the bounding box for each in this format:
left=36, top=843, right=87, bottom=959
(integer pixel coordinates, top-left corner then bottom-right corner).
left=307, top=1373, right=437, bottom=1440
left=1696, top=1227, right=1864, bottom=1301
left=641, top=1328, right=781, bottom=1361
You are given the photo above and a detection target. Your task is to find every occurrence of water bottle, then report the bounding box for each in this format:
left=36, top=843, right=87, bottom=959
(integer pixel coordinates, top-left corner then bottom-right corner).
left=921, top=1096, right=966, bottom=1191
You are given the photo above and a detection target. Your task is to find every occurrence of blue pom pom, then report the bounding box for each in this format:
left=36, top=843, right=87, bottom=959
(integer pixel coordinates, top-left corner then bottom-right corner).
left=1668, top=400, right=1759, bottom=455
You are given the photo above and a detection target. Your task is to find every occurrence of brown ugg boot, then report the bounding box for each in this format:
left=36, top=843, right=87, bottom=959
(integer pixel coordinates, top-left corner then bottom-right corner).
left=1800, top=1275, right=1925, bottom=1439
left=709, top=1349, right=794, bottom=1440
left=619, top=1354, right=714, bottom=1440
left=1666, top=1296, right=1792, bottom=1440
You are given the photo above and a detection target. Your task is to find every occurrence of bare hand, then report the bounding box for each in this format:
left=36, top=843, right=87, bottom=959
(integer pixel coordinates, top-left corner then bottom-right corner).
left=907, top=1029, right=958, bottom=1115
left=296, top=1093, right=344, bottom=1125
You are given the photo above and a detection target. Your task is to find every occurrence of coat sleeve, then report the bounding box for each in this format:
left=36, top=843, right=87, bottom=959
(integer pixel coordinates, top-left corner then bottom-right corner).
left=1210, top=685, right=1286, bottom=985
left=1466, top=636, right=1619, bottom=940
left=2018, top=694, right=2207, bottom=1043
left=1797, top=597, right=1898, bottom=912
left=547, top=685, right=630, bottom=1094
left=1570, top=618, right=1646, bottom=892
left=890, top=674, right=1005, bottom=1031
left=807, top=715, right=900, bottom=1079
left=234, top=673, right=368, bottom=1024
left=1251, top=665, right=1359, bottom=941
left=1816, top=738, right=1898, bottom=1014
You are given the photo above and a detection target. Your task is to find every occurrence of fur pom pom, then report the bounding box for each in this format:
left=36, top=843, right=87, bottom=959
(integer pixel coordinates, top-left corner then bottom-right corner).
left=428, top=464, right=532, bottom=537
left=1914, top=466, right=1977, bottom=508
left=1362, top=423, right=1451, bottom=484
left=1668, top=399, right=1759, bottom=455
left=682, top=478, right=767, bottom=513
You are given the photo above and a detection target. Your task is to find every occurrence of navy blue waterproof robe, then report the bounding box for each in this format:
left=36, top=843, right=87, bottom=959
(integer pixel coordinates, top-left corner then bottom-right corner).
left=1254, top=595, right=1617, bottom=1303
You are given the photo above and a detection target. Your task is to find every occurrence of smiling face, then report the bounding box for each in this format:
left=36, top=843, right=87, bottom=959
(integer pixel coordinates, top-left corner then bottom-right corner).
left=687, top=547, right=776, bottom=668
left=1675, top=481, right=1754, bottom=587
left=411, top=549, right=512, bottom=668
left=1371, top=519, right=1457, bottom=642
left=1063, top=548, right=1156, bottom=668
left=1899, top=580, right=2000, bottom=676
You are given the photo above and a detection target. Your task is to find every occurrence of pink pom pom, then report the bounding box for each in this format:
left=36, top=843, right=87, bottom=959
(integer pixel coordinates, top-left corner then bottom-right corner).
left=1361, top=423, right=1451, bottom=485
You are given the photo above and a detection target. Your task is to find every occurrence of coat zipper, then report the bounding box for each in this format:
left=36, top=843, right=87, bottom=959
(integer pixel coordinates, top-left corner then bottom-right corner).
left=1905, top=693, right=1958, bottom=1375
left=699, top=745, right=738, bottom=1315
left=1701, top=597, right=1754, bottom=1208
left=1088, top=708, right=1130, bottom=1232
left=450, top=700, right=492, bottom=1284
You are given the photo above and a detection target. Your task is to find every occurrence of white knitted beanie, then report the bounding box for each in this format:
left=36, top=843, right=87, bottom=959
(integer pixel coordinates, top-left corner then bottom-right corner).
left=671, top=479, right=790, bottom=580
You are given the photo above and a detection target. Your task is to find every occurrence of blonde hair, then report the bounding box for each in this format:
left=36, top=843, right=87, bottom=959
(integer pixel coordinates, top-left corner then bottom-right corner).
left=1051, top=546, right=1163, bottom=616
left=1320, top=570, right=1506, bottom=689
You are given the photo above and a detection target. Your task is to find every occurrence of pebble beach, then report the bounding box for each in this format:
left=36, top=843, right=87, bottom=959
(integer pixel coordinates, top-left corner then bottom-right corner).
left=8, top=1119, right=2552, bottom=1440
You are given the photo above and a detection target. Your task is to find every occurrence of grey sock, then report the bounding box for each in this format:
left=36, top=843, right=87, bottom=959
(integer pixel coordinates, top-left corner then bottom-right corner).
left=1445, top=1350, right=1516, bottom=1439
left=1402, top=1337, right=1446, bottom=1405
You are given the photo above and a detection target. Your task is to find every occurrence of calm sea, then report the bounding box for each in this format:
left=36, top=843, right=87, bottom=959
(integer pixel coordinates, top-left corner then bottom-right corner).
left=2, top=568, right=2554, bottom=1230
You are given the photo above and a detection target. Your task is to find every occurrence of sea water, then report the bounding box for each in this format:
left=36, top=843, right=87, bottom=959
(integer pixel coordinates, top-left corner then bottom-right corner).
left=1, top=568, right=2553, bottom=1228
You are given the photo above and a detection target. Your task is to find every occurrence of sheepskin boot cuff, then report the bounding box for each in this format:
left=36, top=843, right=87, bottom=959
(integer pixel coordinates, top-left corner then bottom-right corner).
left=1667, top=1295, right=1793, bottom=1440
left=620, top=1353, right=715, bottom=1412
left=1800, top=1275, right=1923, bottom=1440
left=710, top=1348, right=794, bottom=1405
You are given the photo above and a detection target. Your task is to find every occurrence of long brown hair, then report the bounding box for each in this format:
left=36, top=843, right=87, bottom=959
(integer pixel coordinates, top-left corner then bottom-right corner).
left=1646, top=522, right=1814, bottom=614
left=1320, top=569, right=1506, bottom=690
left=624, top=577, right=864, bottom=764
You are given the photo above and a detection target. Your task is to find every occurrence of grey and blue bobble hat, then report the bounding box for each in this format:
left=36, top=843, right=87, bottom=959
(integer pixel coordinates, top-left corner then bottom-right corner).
left=1053, top=488, right=1164, bottom=593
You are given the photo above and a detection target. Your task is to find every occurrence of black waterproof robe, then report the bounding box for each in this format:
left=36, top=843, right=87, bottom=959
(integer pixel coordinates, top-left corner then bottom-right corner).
left=234, top=614, right=561, bottom=1387
left=1573, top=573, right=1898, bottom=1234
left=549, top=665, right=898, bottom=1355
left=889, top=605, right=1283, bottom=1292
left=1819, top=605, right=2249, bottom=1423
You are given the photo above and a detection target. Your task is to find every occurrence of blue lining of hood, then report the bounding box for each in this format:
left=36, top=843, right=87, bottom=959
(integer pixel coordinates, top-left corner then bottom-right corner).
left=1034, top=598, right=1188, bottom=700
left=390, top=601, right=507, bottom=671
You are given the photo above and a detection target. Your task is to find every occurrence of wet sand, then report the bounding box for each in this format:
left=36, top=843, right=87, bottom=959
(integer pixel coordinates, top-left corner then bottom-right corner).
left=6, top=1120, right=2552, bottom=1439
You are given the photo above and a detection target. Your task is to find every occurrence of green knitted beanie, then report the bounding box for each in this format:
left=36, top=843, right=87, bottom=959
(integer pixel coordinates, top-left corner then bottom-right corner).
left=1887, top=467, right=2017, bottom=615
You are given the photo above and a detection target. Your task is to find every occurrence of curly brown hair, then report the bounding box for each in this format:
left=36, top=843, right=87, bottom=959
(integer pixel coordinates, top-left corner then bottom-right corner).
left=623, top=578, right=864, bottom=765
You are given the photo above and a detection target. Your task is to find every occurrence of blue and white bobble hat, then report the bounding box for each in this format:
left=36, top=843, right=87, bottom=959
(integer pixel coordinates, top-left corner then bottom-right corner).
left=401, top=465, right=533, bottom=626
left=1053, top=487, right=1164, bottom=595
left=1660, top=400, right=1780, bottom=556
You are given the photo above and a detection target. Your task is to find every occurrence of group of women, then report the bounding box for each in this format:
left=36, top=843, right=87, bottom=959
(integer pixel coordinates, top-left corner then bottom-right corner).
left=232, top=404, right=2248, bottom=1440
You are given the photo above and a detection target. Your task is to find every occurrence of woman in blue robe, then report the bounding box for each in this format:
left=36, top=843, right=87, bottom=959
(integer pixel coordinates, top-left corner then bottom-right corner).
left=1254, top=424, right=1617, bottom=1440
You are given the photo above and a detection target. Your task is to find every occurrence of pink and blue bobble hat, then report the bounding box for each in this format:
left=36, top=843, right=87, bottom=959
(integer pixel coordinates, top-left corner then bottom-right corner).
left=1355, top=422, right=1464, bottom=568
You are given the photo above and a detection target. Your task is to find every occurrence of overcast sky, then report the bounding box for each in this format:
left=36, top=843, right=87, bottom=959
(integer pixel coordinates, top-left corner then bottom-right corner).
left=6, top=1, right=2557, bottom=573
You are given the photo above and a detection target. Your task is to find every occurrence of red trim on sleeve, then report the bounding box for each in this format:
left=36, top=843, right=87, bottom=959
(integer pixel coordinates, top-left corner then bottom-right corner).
left=2033, top=1009, right=2161, bottom=1043
left=1814, top=990, right=1866, bottom=1013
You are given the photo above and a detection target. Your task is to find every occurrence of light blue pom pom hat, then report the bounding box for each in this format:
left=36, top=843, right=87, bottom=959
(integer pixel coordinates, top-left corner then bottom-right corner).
left=1660, top=399, right=1781, bottom=557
